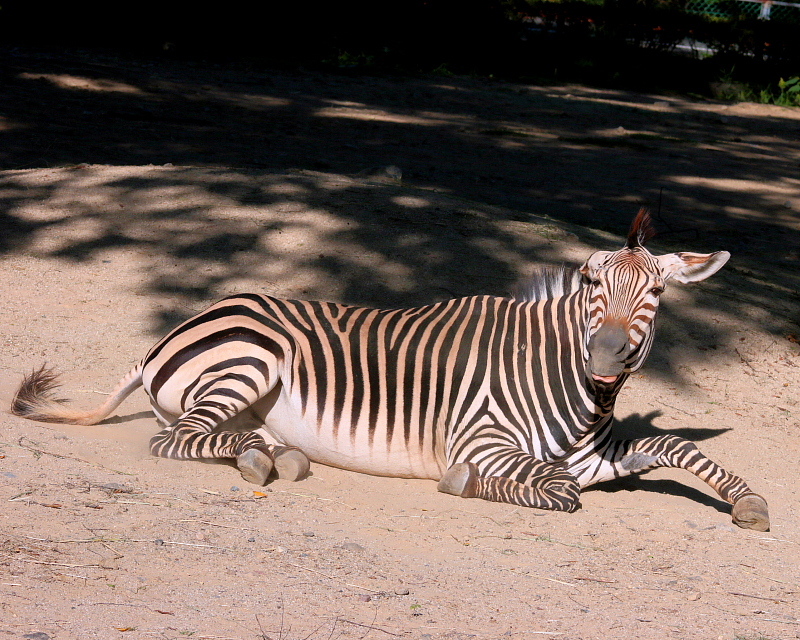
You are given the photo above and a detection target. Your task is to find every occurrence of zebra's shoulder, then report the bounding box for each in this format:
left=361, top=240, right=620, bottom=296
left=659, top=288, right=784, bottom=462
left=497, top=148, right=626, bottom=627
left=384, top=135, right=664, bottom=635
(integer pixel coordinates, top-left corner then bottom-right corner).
left=510, top=265, right=585, bottom=302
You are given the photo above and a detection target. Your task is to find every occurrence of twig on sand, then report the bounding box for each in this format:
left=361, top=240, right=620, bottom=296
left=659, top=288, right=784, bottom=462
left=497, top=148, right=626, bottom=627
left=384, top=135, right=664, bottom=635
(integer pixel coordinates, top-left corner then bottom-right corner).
left=338, top=619, right=402, bottom=636
left=16, top=436, right=133, bottom=476
left=574, top=576, right=618, bottom=584
left=179, top=519, right=260, bottom=532
left=521, top=531, right=601, bottom=551
left=128, top=538, right=236, bottom=552
left=6, top=556, right=102, bottom=569
left=747, top=535, right=800, bottom=546
left=283, top=562, right=384, bottom=594
left=739, top=565, right=799, bottom=587
left=273, top=490, right=356, bottom=511
left=729, top=591, right=789, bottom=604
left=734, top=348, right=759, bottom=374
left=526, top=574, right=579, bottom=588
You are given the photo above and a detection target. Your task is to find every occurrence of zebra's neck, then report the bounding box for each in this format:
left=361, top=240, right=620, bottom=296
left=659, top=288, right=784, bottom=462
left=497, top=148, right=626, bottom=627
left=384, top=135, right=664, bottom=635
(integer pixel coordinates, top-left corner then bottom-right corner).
left=512, top=287, right=621, bottom=459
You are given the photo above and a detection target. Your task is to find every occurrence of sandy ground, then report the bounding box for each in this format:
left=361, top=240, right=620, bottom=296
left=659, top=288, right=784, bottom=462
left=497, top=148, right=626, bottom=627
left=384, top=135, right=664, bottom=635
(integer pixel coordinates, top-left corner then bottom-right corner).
left=1, top=47, right=799, bottom=640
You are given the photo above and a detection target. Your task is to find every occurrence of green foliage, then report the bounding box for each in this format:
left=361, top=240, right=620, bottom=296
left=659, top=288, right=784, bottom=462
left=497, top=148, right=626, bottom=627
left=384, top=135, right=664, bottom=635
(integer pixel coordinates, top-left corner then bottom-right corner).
left=712, top=72, right=800, bottom=106
left=777, top=76, right=800, bottom=106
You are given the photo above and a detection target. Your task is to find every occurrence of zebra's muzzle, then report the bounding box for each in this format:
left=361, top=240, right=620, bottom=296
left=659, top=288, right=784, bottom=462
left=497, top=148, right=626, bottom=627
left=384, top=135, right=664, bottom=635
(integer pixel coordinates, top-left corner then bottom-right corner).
left=587, top=322, right=631, bottom=384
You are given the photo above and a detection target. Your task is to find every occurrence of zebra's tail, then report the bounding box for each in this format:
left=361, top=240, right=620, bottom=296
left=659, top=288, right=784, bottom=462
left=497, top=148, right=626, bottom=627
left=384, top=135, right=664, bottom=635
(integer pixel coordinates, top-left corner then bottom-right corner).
left=11, top=363, right=143, bottom=426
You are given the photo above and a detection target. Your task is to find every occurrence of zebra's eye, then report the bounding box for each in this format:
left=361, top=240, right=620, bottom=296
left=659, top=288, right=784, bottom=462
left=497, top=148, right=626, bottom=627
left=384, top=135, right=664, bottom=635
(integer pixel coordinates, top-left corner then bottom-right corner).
left=591, top=279, right=601, bottom=287
left=650, top=287, right=664, bottom=296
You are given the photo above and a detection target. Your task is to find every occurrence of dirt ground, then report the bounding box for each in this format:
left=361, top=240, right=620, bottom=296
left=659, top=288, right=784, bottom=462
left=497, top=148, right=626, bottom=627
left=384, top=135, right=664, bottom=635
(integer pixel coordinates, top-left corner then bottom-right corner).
left=1, top=47, right=799, bottom=640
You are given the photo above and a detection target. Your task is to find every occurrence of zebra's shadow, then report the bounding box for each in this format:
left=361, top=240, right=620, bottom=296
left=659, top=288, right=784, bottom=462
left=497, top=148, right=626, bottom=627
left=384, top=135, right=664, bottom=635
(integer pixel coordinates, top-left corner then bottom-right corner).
left=100, top=411, right=156, bottom=425
left=584, top=410, right=734, bottom=514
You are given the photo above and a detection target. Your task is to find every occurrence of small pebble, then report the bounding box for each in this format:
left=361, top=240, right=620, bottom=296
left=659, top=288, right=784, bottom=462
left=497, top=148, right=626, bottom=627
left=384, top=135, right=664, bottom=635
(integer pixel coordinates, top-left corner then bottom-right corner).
left=303, top=531, right=315, bottom=537
left=248, top=537, right=256, bottom=543
left=340, top=542, right=365, bottom=552
left=395, top=588, right=410, bottom=596
left=358, top=594, right=371, bottom=602
left=154, top=539, right=165, bottom=546
left=230, top=486, right=240, bottom=492
left=688, top=592, right=701, bottom=601
left=2, top=472, right=16, bottom=478
left=23, top=634, right=51, bottom=640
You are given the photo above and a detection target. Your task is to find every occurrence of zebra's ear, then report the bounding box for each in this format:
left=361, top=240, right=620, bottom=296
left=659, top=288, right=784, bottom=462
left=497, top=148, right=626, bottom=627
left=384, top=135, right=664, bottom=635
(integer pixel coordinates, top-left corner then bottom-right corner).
left=657, top=251, right=730, bottom=284
left=579, top=251, right=613, bottom=277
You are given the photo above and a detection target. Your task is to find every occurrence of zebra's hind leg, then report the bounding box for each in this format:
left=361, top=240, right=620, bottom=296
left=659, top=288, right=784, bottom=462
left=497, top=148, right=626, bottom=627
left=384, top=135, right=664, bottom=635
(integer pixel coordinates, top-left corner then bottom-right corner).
left=611, top=435, right=769, bottom=531
left=438, top=459, right=581, bottom=512
left=151, top=425, right=310, bottom=484
left=148, top=394, right=310, bottom=485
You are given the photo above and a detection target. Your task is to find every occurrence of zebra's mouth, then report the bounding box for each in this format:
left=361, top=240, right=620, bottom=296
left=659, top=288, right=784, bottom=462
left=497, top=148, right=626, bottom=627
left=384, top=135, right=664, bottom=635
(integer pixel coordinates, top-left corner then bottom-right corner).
left=592, top=374, right=619, bottom=384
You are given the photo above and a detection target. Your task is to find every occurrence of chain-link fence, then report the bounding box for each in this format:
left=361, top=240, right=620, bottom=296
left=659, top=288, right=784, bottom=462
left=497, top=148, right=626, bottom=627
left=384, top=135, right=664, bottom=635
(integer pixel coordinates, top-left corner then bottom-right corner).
left=685, top=0, right=800, bottom=23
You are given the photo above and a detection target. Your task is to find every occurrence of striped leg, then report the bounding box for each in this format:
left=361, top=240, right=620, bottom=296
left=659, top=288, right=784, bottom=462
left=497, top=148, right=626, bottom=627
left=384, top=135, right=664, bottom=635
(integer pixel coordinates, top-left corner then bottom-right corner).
left=149, top=387, right=309, bottom=485
left=607, top=435, right=769, bottom=531
left=438, top=448, right=581, bottom=512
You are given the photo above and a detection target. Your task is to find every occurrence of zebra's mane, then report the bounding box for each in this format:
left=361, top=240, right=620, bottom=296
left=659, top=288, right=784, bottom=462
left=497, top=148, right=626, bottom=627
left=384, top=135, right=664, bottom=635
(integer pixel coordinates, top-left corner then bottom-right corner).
left=510, top=265, right=585, bottom=302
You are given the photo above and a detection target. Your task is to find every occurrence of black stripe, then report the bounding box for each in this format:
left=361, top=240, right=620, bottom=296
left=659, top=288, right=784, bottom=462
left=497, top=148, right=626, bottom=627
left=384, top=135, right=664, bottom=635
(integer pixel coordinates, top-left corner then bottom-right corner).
left=151, top=327, right=283, bottom=399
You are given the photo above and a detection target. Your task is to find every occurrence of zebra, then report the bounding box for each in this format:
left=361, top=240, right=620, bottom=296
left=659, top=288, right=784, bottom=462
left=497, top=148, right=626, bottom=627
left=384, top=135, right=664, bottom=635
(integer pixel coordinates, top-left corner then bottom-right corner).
left=11, top=209, right=769, bottom=531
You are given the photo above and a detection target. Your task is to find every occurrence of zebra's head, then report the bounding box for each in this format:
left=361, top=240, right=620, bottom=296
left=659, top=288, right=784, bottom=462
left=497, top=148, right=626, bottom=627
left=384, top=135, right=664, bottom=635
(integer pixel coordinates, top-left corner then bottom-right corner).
left=580, top=209, right=730, bottom=387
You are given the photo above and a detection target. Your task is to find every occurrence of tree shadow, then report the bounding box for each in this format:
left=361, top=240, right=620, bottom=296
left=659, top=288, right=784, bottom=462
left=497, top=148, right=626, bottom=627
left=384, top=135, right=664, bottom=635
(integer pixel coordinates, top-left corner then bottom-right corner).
left=0, top=46, right=797, bottom=378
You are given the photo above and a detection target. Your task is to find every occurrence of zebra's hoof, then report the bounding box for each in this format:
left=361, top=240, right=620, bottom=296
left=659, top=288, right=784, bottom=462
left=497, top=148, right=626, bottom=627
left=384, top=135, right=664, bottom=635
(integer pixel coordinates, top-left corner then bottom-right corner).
left=438, top=463, right=479, bottom=498
left=732, top=493, right=770, bottom=531
left=273, top=448, right=311, bottom=481
left=236, top=449, right=274, bottom=486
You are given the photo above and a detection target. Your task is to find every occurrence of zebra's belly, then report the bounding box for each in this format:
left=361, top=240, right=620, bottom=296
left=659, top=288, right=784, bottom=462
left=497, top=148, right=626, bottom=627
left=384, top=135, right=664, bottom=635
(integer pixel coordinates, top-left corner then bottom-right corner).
left=250, top=390, right=444, bottom=481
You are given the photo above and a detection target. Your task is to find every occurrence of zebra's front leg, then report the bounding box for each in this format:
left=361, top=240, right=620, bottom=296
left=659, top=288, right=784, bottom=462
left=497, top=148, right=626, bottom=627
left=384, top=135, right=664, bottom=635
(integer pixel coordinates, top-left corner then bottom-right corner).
left=609, top=435, right=769, bottom=531
left=149, top=397, right=310, bottom=485
left=438, top=447, right=581, bottom=512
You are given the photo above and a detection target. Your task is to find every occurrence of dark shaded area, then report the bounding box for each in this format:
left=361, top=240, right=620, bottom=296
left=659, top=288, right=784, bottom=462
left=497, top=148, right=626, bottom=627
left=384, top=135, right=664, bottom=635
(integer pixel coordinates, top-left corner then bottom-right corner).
left=1, top=0, right=797, bottom=94
left=589, top=476, right=731, bottom=513
left=101, top=411, right=156, bottom=425
left=0, top=47, right=797, bottom=336
left=612, top=410, right=731, bottom=443
left=0, top=1, right=518, bottom=74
